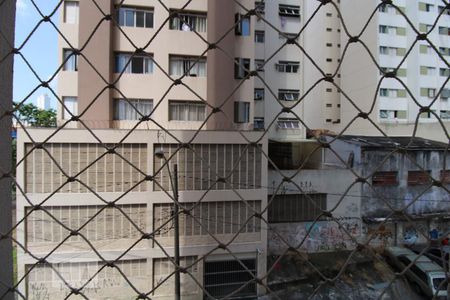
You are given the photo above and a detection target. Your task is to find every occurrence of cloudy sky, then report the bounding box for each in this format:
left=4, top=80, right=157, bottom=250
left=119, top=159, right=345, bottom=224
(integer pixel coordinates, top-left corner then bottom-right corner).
left=14, top=0, right=59, bottom=109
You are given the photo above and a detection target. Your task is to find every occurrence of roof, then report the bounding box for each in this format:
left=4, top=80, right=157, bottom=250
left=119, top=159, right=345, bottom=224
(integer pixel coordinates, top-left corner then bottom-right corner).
left=329, top=135, right=449, bottom=151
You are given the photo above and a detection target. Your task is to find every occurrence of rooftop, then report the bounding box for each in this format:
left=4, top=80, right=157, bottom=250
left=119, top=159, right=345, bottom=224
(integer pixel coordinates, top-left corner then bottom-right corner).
left=329, top=135, right=449, bottom=151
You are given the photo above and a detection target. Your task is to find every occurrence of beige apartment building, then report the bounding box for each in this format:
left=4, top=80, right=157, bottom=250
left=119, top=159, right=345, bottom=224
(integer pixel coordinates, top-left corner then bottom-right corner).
left=18, top=0, right=270, bottom=299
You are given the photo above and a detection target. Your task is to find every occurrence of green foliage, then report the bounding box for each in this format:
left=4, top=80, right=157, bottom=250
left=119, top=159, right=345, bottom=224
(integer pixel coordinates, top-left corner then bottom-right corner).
left=14, top=102, right=56, bottom=127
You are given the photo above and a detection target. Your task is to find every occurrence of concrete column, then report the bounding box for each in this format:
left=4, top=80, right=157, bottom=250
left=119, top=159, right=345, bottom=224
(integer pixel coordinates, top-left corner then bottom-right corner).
left=78, top=0, right=113, bottom=128
left=0, top=0, right=16, bottom=299
left=206, top=0, right=235, bottom=130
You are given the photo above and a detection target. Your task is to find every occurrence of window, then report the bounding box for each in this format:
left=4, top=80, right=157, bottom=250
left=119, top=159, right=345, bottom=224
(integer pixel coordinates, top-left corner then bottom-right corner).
left=154, top=144, right=262, bottom=191
left=326, top=88, right=332, bottom=92
left=372, top=171, right=398, bottom=186
left=254, top=88, right=264, bottom=100
left=114, top=99, right=153, bottom=120
left=326, top=119, right=332, bottom=123
left=379, top=25, right=388, bottom=34
left=440, top=110, right=450, bottom=119
left=255, top=30, right=265, bottom=43
left=440, top=68, right=450, bottom=77
left=441, top=170, right=450, bottom=184
left=441, top=89, right=450, bottom=100
left=63, top=49, right=78, bottom=71
left=64, top=1, right=79, bottom=24
left=279, top=4, right=300, bottom=17
left=169, top=100, right=206, bottom=121
left=326, top=13, right=332, bottom=17
left=420, top=44, right=433, bottom=54
left=278, top=89, right=300, bottom=101
left=428, top=88, right=436, bottom=98
left=439, top=26, right=450, bottom=35
left=255, top=1, right=265, bottom=14
left=254, top=117, right=264, bottom=130
left=326, top=28, right=332, bottom=32
left=380, top=110, right=407, bottom=119
left=234, top=102, right=250, bottom=123
left=326, top=58, right=332, bottom=62
left=25, top=143, right=148, bottom=193
left=235, top=14, right=250, bottom=36
left=169, top=11, right=207, bottom=32
left=115, top=52, right=153, bottom=74
left=424, top=3, right=434, bottom=12
left=439, top=6, right=450, bottom=15
left=379, top=88, right=388, bottom=97
left=326, top=103, right=332, bottom=107
left=234, top=58, right=250, bottom=79
left=268, top=194, right=327, bottom=223
left=379, top=46, right=389, bottom=55
left=204, top=259, right=257, bottom=299
left=439, top=47, right=450, bottom=56
left=255, top=59, right=265, bottom=72
left=326, top=43, right=332, bottom=47
left=169, top=55, right=206, bottom=77
left=279, top=32, right=298, bottom=40
left=62, top=97, right=77, bottom=119
left=420, top=66, right=436, bottom=76
left=408, top=170, right=431, bottom=185
left=116, top=6, right=154, bottom=28
left=277, top=118, right=300, bottom=129
left=276, top=61, right=299, bottom=73
left=419, top=110, right=435, bottom=119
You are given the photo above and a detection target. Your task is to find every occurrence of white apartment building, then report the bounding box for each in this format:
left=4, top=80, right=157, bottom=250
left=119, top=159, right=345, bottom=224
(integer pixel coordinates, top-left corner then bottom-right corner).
left=339, top=0, right=450, bottom=141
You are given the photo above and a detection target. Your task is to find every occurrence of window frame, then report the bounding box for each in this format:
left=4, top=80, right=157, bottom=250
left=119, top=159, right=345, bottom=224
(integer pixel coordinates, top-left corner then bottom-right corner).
left=279, top=4, right=300, bottom=17
left=168, top=100, right=206, bottom=122
left=116, top=6, right=154, bottom=28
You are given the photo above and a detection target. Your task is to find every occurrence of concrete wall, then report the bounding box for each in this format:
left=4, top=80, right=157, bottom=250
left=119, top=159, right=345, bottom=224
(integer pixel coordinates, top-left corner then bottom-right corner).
left=267, top=168, right=362, bottom=254
left=360, top=149, right=450, bottom=217
left=16, top=128, right=268, bottom=299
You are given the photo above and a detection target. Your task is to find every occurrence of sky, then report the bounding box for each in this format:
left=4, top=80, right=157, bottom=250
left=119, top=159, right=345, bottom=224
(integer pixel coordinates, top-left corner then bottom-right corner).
left=13, top=0, right=59, bottom=109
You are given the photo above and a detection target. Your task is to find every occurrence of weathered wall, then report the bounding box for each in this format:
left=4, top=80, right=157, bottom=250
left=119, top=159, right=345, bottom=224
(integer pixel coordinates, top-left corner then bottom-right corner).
left=360, top=150, right=450, bottom=218
left=267, top=168, right=362, bottom=254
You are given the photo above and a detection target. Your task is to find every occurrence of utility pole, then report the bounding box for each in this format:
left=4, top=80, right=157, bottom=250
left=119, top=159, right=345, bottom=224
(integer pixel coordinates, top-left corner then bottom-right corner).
left=173, top=164, right=180, bottom=300
left=155, top=150, right=181, bottom=299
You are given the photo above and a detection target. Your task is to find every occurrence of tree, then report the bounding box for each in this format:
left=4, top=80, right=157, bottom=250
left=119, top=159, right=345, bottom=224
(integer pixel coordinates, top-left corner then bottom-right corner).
left=13, top=102, right=56, bottom=127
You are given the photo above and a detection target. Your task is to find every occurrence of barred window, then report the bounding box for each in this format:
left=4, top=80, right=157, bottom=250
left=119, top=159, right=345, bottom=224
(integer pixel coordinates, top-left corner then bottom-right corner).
left=268, top=194, right=326, bottom=223
left=204, top=259, right=257, bottom=299
left=278, top=89, right=300, bottom=101
left=115, top=52, right=154, bottom=74
left=255, top=30, right=265, bottom=43
left=169, top=100, right=206, bottom=121
left=254, top=117, right=264, bottom=130
left=169, top=55, right=207, bottom=77
left=114, top=99, right=153, bottom=120
left=116, top=6, right=154, bottom=28
left=154, top=144, right=262, bottom=191
left=372, top=171, right=398, bottom=186
left=154, top=201, right=261, bottom=239
left=26, top=204, right=146, bottom=246
left=25, top=143, right=148, bottom=193
left=169, top=11, right=207, bottom=32
left=408, top=170, right=431, bottom=186
left=441, top=170, right=450, bottom=184
left=276, top=61, right=299, bottom=73
left=279, top=4, right=300, bottom=17
left=254, top=88, right=265, bottom=100
left=277, top=118, right=300, bottom=129
left=255, top=59, right=265, bottom=71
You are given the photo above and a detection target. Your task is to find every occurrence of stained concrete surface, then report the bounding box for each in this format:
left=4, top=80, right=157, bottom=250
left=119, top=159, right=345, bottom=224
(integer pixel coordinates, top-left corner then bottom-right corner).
left=262, top=250, right=427, bottom=300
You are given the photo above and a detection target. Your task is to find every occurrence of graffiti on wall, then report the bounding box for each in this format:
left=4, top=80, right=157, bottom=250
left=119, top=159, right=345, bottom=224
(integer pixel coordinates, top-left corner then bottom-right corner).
left=268, top=218, right=361, bottom=254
